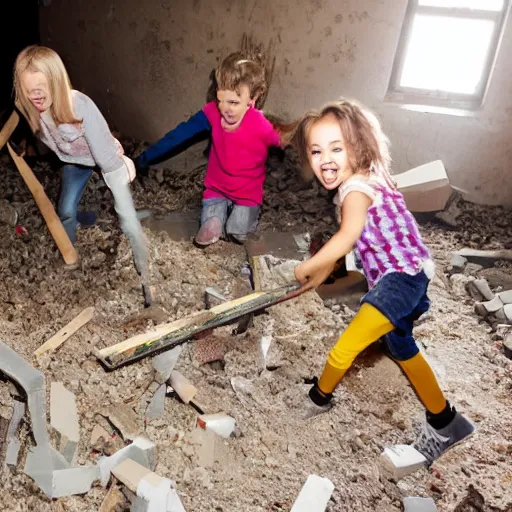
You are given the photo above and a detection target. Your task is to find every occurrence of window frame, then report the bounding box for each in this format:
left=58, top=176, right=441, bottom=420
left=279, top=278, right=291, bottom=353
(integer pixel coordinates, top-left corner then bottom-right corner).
left=386, top=0, right=511, bottom=110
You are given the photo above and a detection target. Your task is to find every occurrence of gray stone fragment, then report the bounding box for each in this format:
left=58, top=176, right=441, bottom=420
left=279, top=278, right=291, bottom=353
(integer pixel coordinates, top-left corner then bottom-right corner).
left=403, top=496, right=438, bottom=512
left=52, top=465, right=100, bottom=498
left=153, top=346, right=182, bottom=384
left=503, top=304, right=512, bottom=324
left=497, top=290, right=512, bottom=305
left=5, top=400, right=25, bottom=467
left=474, top=296, right=504, bottom=317
left=449, top=254, right=467, bottom=274
left=146, top=383, right=166, bottom=421
left=466, top=279, right=494, bottom=301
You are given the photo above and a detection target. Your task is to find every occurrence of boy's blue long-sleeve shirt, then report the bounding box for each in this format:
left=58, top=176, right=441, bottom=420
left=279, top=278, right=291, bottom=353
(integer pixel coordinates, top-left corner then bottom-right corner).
left=137, top=110, right=211, bottom=169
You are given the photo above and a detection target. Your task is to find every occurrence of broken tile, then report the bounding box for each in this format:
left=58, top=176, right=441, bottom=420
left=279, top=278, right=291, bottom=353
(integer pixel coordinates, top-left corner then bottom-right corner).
left=168, top=371, right=197, bottom=404
left=145, top=384, right=166, bottom=421
left=504, top=304, right=512, bottom=324
left=403, top=496, right=438, bottom=512
left=194, top=335, right=228, bottom=365
left=474, top=296, right=504, bottom=318
left=98, top=436, right=156, bottom=486
left=197, top=413, right=235, bottom=439
left=102, top=404, right=141, bottom=441
left=291, top=474, right=335, bottom=512
left=379, top=445, right=427, bottom=480
left=466, top=279, right=494, bottom=301
left=153, top=346, right=182, bottom=384
left=50, top=382, right=79, bottom=464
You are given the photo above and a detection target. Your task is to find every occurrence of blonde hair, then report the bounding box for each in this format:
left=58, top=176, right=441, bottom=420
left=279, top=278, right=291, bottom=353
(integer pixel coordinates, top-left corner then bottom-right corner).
left=215, top=52, right=267, bottom=103
left=13, top=45, right=80, bottom=133
left=292, top=98, right=395, bottom=189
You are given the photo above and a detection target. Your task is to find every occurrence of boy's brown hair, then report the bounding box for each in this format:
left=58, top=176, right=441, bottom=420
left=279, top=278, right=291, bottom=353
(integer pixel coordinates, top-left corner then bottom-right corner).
left=292, top=98, right=394, bottom=187
left=215, top=52, right=267, bottom=102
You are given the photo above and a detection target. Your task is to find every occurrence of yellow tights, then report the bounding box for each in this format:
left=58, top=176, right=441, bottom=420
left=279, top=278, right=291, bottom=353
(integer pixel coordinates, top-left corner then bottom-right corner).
left=317, top=303, right=446, bottom=414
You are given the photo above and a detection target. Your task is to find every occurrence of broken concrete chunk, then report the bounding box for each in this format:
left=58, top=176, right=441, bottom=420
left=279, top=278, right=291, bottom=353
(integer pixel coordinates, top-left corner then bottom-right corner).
left=291, top=474, right=335, bottom=512
left=197, top=413, right=235, bottom=439
left=145, top=384, right=166, bottom=421
left=503, top=304, right=512, bottom=324
left=466, top=279, right=494, bottom=302
left=5, top=400, right=25, bottom=468
left=168, top=371, right=197, bottom=404
left=449, top=254, right=467, bottom=274
left=454, top=248, right=512, bottom=266
left=395, top=160, right=451, bottom=213
left=497, top=290, right=512, bottom=305
left=474, top=296, right=504, bottom=318
left=102, top=404, right=141, bottom=441
left=98, top=436, right=156, bottom=486
left=52, top=465, right=100, bottom=498
left=403, top=497, right=438, bottom=512
left=50, top=382, right=79, bottom=463
left=379, top=445, right=427, bottom=480
left=153, top=346, right=182, bottom=384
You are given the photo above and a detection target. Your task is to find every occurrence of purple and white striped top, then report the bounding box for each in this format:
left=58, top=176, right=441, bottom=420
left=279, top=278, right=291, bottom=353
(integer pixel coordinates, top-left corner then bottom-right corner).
left=337, top=177, right=434, bottom=289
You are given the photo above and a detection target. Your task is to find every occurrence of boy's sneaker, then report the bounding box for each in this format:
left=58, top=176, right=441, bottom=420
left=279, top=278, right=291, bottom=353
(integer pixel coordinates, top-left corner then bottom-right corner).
left=195, top=217, right=223, bottom=246
left=413, top=412, right=476, bottom=465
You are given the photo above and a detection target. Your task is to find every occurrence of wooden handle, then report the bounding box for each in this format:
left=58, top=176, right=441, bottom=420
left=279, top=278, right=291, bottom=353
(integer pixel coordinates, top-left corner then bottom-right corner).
left=0, top=111, right=19, bottom=150
left=7, top=143, right=78, bottom=265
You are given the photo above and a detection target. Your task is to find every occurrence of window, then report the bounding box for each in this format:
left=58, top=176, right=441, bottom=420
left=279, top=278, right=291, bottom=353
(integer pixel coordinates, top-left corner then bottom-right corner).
left=387, top=0, right=510, bottom=110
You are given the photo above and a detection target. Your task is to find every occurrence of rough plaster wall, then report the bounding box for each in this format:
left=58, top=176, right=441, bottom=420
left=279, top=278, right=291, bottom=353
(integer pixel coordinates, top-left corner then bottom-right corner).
left=40, top=0, right=512, bottom=205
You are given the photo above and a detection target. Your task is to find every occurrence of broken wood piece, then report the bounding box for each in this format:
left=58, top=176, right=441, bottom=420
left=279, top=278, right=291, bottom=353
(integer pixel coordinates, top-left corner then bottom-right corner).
left=379, top=445, right=426, bottom=480
left=0, top=111, right=19, bottom=150
left=168, top=371, right=197, bottom=404
left=95, top=282, right=302, bottom=370
left=197, top=413, right=235, bottom=439
left=99, top=481, right=126, bottom=512
left=112, top=459, right=185, bottom=512
left=50, top=382, right=80, bottom=463
left=7, top=142, right=78, bottom=265
left=291, top=474, right=335, bottom=512
left=394, top=160, right=452, bottom=213
left=35, top=307, right=94, bottom=356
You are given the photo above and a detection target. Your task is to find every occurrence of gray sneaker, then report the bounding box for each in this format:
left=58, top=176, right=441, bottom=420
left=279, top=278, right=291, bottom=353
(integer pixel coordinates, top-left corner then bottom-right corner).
left=413, top=412, right=476, bottom=465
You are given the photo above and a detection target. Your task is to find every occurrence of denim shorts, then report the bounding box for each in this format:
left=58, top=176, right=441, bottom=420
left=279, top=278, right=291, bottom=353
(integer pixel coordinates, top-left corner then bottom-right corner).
left=201, top=197, right=260, bottom=239
left=361, top=270, right=430, bottom=361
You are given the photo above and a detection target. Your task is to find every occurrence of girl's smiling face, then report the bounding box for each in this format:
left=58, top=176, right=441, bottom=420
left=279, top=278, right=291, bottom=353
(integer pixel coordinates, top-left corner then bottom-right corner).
left=307, top=114, right=355, bottom=190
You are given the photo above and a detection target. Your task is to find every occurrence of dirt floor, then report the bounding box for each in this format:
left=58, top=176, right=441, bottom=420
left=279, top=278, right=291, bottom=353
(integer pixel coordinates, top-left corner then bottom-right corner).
left=0, top=141, right=511, bottom=512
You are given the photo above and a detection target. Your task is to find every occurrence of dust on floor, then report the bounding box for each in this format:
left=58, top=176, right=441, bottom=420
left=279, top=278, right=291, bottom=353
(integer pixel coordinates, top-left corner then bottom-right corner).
left=0, top=146, right=511, bottom=512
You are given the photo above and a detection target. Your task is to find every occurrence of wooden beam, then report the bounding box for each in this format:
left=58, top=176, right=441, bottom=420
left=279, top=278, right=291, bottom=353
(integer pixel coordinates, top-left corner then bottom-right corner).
left=95, top=282, right=302, bottom=370
left=0, top=111, right=19, bottom=150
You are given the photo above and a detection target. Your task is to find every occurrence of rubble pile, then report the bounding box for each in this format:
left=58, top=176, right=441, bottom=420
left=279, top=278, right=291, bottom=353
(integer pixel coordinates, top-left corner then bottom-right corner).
left=0, top=143, right=511, bottom=511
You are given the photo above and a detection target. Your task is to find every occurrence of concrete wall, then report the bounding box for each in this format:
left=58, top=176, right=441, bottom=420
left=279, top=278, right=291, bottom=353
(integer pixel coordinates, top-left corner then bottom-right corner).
left=40, top=0, right=512, bottom=206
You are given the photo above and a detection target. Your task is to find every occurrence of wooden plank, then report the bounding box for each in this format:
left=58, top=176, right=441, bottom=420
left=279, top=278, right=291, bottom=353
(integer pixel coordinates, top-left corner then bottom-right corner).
left=95, top=282, right=302, bottom=370
left=34, top=307, right=95, bottom=356
left=7, top=143, right=78, bottom=265
left=455, top=248, right=512, bottom=262
left=0, top=111, right=19, bottom=150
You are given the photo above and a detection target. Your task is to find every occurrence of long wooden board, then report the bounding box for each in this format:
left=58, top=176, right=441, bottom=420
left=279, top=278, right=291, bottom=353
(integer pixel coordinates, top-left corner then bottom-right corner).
left=95, top=282, right=302, bottom=370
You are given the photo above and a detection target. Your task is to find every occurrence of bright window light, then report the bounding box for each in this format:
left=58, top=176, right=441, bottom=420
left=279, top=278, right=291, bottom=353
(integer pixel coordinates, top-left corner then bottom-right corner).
left=400, top=15, right=495, bottom=94
left=418, top=0, right=504, bottom=10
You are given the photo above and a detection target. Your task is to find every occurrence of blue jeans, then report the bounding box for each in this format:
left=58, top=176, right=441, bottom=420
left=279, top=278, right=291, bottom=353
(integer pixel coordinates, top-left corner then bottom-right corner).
left=362, top=270, right=431, bottom=361
left=58, top=164, right=94, bottom=243
left=201, top=197, right=260, bottom=241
